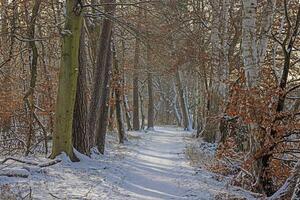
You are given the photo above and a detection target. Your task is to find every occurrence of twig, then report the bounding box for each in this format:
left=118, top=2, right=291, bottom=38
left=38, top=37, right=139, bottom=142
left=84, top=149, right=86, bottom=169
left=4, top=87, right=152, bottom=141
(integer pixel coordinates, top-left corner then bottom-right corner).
left=49, top=193, right=62, bottom=199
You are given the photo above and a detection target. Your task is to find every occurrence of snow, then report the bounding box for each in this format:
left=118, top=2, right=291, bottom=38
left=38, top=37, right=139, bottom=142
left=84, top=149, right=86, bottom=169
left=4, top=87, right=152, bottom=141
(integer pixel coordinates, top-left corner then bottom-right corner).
left=0, top=126, right=258, bottom=199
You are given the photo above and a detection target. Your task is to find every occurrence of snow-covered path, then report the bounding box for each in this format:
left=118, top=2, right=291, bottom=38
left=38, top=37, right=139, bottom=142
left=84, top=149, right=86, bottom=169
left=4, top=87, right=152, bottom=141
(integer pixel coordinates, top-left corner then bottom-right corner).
left=113, top=127, right=256, bottom=200
left=0, top=127, right=258, bottom=199
left=118, top=127, right=195, bottom=199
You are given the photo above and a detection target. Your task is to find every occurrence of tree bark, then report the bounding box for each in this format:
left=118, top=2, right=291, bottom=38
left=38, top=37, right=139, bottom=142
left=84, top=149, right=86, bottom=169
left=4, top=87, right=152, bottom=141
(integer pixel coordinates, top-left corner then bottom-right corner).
left=24, top=0, right=41, bottom=156
left=139, top=90, right=145, bottom=130
left=72, top=24, right=89, bottom=155
left=257, top=0, right=276, bottom=66
left=51, top=0, right=83, bottom=161
left=172, top=82, right=182, bottom=126
left=0, top=0, right=11, bottom=135
left=96, top=40, right=113, bottom=154
left=175, top=70, right=191, bottom=131
left=242, top=0, right=259, bottom=88
left=112, top=39, right=126, bottom=143
left=123, top=94, right=132, bottom=130
left=132, top=39, right=140, bottom=131
left=88, top=0, right=115, bottom=148
left=147, top=47, right=154, bottom=130
left=132, top=6, right=142, bottom=131
left=113, top=47, right=125, bottom=144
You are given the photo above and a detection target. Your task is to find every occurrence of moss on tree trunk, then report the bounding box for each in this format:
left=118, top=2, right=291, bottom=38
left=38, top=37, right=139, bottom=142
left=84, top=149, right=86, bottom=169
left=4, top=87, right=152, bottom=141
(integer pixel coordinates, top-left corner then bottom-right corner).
left=51, top=0, right=83, bottom=161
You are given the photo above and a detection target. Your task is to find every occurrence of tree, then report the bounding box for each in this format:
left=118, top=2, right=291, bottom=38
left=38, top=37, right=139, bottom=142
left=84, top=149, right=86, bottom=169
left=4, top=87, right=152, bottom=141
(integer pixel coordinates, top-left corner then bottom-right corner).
left=147, top=47, right=155, bottom=130
left=175, top=69, right=191, bottom=131
left=23, top=0, right=41, bottom=156
left=132, top=6, right=142, bottom=131
left=51, top=0, right=83, bottom=161
left=88, top=0, right=116, bottom=151
left=242, top=0, right=259, bottom=88
left=96, top=40, right=113, bottom=154
left=72, top=24, right=89, bottom=155
left=112, top=39, right=126, bottom=143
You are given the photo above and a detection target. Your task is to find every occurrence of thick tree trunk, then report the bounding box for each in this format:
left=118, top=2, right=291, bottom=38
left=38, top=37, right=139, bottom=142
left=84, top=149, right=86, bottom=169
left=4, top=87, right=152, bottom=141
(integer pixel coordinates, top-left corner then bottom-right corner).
left=241, top=0, right=264, bottom=192
left=88, top=0, right=115, bottom=148
left=219, top=0, right=230, bottom=98
left=0, top=0, right=11, bottom=136
left=1, top=0, right=8, bottom=42
left=210, top=0, right=221, bottom=90
left=72, top=25, right=89, bottom=155
left=242, top=0, right=258, bottom=88
left=257, top=0, right=276, bottom=66
left=51, top=0, right=83, bottom=161
left=175, top=70, right=191, bottom=131
left=96, top=41, right=113, bottom=154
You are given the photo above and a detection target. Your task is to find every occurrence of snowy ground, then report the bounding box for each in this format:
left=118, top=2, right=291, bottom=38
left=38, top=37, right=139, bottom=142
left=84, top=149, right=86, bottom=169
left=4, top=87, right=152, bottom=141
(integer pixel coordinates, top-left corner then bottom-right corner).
left=0, top=127, right=260, bottom=200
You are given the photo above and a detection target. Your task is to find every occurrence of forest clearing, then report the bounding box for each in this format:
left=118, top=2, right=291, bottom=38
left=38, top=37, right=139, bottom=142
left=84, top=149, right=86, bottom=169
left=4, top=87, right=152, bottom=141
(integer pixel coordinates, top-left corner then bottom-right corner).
left=0, top=0, right=300, bottom=199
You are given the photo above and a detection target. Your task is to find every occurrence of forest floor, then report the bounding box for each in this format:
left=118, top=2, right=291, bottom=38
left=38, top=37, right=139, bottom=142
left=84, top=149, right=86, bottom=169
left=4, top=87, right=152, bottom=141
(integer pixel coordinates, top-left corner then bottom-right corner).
left=0, top=127, right=260, bottom=200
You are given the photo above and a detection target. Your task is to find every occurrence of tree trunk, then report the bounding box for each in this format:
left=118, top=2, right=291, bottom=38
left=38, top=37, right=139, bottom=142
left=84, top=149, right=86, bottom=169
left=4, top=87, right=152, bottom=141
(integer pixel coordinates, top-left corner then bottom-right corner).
left=112, top=40, right=126, bottom=143
left=132, top=38, right=140, bottom=131
left=175, top=70, right=191, bottom=131
left=257, top=0, right=276, bottom=66
left=241, top=0, right=264, bottom=192
left=24, top=0, right=41, bottom=156
left=96, top=41, right=113, bottom=154
left=119, top=24, right=132, bottom=131
left=108, top=91, right=115, bottom=132
left=219, top=0, right=230, bottom=98
left=116, top=90, right=125, bottom=143
left=1, top=0, right=8, bottom=42
left=139, top=91, right=145, bottom=130
left=72, top=24, right=89, bottom=156
left=147, top=72, right=154, bottom=130
left=88, top=0, right=115, bottom=148
left=51, top=0, right=83, bottom=161
left=123, top=94, right=132, bottom=131
left=172, top=82, right=182, bottom=126
left=132, top=7, right=142, bottom=131
left=147, top=48, right=154, bottom=130
left=242, top=0, right=259, bottom=88
left=0, top=0, right=11, bottom=136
